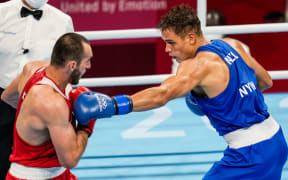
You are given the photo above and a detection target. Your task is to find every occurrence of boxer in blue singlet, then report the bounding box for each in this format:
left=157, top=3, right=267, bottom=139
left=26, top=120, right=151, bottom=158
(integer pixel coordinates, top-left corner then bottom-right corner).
left=70, top=5, right=288, bottom=179
left=192, top=39, right=287, bottom=180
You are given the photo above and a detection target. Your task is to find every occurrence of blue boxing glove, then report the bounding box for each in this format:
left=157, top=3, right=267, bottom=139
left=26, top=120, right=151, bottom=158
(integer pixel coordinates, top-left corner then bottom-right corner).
left=185, top=91, right=205, bottom=116
left=73, top=92, right=133, bottom=125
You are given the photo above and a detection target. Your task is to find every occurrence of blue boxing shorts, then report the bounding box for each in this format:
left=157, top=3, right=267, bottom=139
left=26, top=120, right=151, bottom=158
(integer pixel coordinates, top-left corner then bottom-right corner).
left=203, top=117, right=288, bottom=180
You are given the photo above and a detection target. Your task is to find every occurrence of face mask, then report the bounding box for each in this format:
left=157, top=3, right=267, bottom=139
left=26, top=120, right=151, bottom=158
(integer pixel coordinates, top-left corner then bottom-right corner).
left=25, top=0, right=49, bottom=9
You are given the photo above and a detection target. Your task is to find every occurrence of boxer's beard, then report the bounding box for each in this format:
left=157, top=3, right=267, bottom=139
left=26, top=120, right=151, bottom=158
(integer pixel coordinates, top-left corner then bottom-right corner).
left=70, top=68, right=81, bottom=85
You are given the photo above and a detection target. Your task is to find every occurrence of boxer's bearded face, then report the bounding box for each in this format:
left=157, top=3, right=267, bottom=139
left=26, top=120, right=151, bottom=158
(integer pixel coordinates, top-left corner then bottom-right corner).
left=69, top=42, right=92, bottom=85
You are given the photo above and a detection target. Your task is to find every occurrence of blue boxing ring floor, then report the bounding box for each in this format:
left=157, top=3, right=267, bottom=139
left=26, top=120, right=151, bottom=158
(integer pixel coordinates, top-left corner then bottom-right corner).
left=71, top=93, right=288, bottom=180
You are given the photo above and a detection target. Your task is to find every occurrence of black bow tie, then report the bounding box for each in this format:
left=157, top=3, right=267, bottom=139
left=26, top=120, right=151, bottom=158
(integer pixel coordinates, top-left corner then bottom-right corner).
left=20, top=7, right=43, bottom=20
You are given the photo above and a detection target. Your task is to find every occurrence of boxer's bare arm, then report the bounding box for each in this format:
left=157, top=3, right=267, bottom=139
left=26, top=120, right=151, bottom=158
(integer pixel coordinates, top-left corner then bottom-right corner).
left=243, top=53, right=272, bottom=91
left=224, top=38, right=272, bottom=91
left=1, top=73, right=22, bottom=108
left=1, top=61, right=50, bottom=108
left=32, top=86, right=88, bottom=169
left=131, top=57, right=209, bottom=111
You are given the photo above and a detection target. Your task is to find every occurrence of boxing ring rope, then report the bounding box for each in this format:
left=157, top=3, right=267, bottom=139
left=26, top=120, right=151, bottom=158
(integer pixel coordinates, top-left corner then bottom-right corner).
left=79, top=23, right=288, bottom=41
left=78, top=71, right=288, bottom=87
left=77, top=0, right=288, bottom=88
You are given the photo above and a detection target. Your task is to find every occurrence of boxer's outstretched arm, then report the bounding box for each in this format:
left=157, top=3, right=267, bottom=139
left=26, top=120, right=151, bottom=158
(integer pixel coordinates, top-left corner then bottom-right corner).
left=131, top=58, right=206, bottom=111
left=70, top=58, right=206, bottom=118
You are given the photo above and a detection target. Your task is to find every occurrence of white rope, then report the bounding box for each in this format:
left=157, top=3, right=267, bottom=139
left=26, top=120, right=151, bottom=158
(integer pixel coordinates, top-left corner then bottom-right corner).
left=78, top=23, right=288, bottom=41
left=77, top=74, right=170, bottom=87
left=204, top=23, right=288, bottom=35
left=269, top=70, right=288, bottom=80
left=79, top=28, right=160, bottom=40
left=77, top=71, right=288, bottom=87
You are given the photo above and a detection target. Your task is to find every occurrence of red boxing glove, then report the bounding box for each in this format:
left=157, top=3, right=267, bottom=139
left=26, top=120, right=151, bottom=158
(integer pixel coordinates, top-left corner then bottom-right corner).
left=77, top=119, right=96, bottom=137
left=69, top=86, right=92, bottom=105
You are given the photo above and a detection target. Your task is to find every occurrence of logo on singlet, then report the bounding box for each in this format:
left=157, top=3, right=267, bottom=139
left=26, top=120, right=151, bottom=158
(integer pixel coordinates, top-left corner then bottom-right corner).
left=224, top=51, right=238, bottom=65
left=239, top=81, right=256, bottom=98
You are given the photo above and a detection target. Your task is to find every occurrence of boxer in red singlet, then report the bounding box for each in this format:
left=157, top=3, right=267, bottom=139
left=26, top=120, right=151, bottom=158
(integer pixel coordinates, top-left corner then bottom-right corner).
left=1, top=33, right=95, bottom=180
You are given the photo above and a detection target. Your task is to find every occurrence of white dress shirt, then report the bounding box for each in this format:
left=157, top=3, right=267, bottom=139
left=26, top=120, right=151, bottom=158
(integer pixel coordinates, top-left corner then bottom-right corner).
left=0, top=0, right=74, bottom=88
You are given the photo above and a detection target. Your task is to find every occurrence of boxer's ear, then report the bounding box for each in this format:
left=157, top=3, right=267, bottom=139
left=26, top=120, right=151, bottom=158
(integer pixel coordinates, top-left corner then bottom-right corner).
left=67, top=60, right=77, bottom=72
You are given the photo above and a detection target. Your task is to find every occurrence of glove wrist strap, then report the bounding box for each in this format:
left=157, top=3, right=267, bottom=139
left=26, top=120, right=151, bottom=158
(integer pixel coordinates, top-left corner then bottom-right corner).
left=113, top=95, right=133, bottom=115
